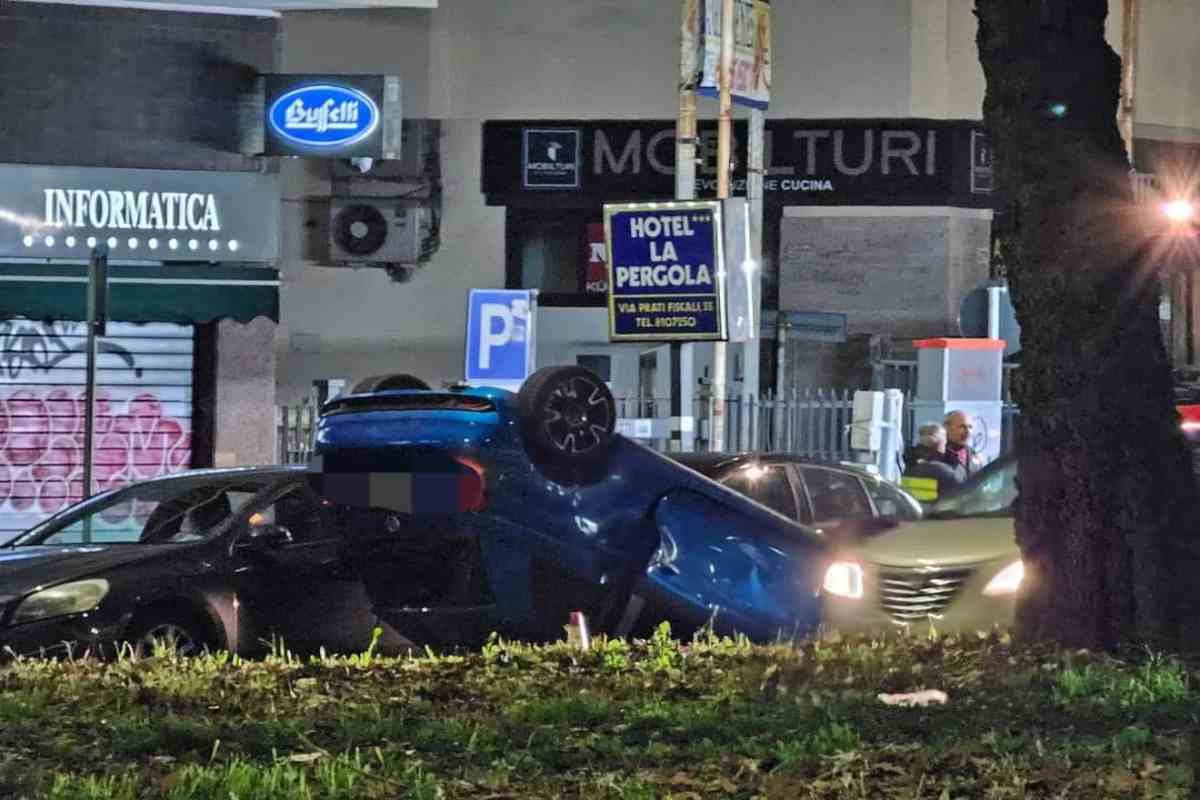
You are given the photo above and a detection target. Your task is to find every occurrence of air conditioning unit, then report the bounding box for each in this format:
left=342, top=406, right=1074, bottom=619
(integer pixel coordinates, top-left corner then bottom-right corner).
left=328, top=198, right=432, bottom=265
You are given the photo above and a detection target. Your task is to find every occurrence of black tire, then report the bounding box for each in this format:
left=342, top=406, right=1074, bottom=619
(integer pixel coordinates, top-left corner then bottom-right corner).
left=518, top=366, right=616, bottom=465
left=351, top=373, right=431, bottom=393
left=128, top=612, right=212, bottom=658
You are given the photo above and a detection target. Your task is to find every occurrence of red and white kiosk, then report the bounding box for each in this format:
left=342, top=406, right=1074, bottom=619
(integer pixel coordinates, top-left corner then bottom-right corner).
left=910, top=337, right=1006, bottom=465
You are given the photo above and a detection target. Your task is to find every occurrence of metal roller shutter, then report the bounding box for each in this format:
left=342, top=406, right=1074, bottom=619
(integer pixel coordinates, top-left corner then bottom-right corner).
left=0, top=320, right=193, bottom=540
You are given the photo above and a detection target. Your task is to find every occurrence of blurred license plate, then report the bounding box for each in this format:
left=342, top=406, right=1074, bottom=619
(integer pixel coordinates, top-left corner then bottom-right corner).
left=308, top=454, right=485, bottom=513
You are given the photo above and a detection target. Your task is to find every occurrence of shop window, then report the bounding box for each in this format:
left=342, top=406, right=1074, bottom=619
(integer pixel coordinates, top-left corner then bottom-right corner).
left=506, top=208, right=607, bottom=305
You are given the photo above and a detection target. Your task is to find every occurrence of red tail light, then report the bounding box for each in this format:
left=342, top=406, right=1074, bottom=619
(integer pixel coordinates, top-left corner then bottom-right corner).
left=454, top=456, right=487, bottom=512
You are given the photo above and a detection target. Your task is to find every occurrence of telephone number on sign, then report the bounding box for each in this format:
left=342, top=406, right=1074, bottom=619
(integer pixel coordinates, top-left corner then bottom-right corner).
left=635, top=316, right=698, bottom=329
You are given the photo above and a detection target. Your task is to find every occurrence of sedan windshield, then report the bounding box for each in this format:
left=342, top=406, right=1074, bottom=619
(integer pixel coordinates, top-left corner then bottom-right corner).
left=926, top=456, right=1017, bottom=519
left=8, top=473, right=292, bottom=547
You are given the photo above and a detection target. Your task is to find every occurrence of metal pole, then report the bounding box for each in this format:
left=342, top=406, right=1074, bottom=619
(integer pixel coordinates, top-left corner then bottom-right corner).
left=82, top=244, right=108, bottom=541
left=710, top=0, right=734, bottom=452
left=82, top=321, right=97, bottom=501
left=774, top=316, right=787, bottom=449
left=1119, top=0, right=1140, bottom=167
left=674, top=0, right=700, bottom=452
left=741, top=106, right=764, bottom=450
left=677, top=0, right=699, bottom=203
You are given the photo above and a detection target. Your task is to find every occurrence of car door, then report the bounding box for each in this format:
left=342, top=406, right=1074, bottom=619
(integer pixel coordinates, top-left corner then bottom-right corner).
left=796, top=466, right=874, bottom=532
left=228, top=481, right=376, bottom=655
left=718, top=463, right=803, bottom=524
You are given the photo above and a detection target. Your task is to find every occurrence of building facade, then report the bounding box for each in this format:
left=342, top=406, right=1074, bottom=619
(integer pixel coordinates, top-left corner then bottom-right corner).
left=0, top=2, right=282, bottom=536
left=274, top=1, right=1200, bottom=414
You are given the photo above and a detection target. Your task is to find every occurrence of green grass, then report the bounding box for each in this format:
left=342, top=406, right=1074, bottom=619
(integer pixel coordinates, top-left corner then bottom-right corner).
left=0, top=631, right=1196, bottom=798
left=1054, top=652, right=1190, bottom=707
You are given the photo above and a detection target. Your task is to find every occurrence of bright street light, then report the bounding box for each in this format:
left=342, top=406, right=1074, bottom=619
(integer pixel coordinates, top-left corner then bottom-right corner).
left=1163, top=199, right=1195, bottom=223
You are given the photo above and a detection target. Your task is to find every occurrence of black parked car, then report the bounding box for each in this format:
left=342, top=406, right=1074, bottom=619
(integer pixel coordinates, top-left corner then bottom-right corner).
left=670, top=453, right=923, bottom=537
left=0, top=465, right=401, bottom=658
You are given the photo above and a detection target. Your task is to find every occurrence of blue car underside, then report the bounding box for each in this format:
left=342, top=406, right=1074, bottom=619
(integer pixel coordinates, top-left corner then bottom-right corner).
left=310, top=383, right=826, bottom=648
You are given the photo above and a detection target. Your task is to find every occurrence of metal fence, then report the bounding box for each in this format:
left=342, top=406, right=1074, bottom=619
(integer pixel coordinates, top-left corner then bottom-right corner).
left=276, top=404, right=319, bottom=464
left=618, top=392, right=1019, bottom=460
left=278, top=391, right=1020, bottom=465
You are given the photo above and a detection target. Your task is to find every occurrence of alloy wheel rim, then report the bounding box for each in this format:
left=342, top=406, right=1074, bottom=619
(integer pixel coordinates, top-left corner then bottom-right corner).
left=541, top=376, right=613, bottom=454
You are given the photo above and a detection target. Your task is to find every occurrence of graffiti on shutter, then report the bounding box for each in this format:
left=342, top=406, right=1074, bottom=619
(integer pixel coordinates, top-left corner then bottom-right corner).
left=0, top=320, right=194, bottom=539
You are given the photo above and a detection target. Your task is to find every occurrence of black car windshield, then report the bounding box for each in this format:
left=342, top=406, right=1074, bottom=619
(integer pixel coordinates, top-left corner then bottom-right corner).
left=926, top=455, right=1017, bottom=519
left=8, top=472, right=294, bottom=547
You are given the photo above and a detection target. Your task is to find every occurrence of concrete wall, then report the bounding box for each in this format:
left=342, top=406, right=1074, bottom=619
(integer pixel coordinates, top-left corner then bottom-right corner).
left=778, top=207, right=992, bottom=339
left=272, top=0, right=1200, bottom=406
left=275, top=0, right=920, bottom=403
left=276, top=119, right=503, bottom=402
left=1135, top=0, right=1200, bottom=135
left=215, top=318, right=277, bottom=467
left=0, top=4, right=281, bottom=465
left=0, top=3, right=277, bottom=170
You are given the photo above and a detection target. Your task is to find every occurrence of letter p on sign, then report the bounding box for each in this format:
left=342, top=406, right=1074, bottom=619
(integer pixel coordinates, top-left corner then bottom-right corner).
left=479, top=303, right=512, bottom=369
left=465, top=289, right=535, bottom=390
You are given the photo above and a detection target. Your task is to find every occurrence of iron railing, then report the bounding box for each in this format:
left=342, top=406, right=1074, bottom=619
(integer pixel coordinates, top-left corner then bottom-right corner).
left=276, top=404, right=319, bottom=465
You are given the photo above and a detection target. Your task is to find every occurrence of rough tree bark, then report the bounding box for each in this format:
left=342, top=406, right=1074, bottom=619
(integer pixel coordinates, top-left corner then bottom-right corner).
left=976, top=0, right=1200, bottom=651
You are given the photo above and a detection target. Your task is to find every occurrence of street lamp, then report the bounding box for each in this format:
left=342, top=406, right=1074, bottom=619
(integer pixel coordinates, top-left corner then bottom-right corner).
left=1163, top=198, right=1196, bottom=224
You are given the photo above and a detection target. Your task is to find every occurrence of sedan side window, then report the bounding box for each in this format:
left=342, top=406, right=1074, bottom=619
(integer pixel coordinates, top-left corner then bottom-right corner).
left=863, top=479, right=922, bottom=521
left=722, top=465, right=799, bottom=521
left=248, top=486, right=327, bottom=545
left=41, top=498, right=156, bottom=545
left=800, top=468, right=872, bottom=523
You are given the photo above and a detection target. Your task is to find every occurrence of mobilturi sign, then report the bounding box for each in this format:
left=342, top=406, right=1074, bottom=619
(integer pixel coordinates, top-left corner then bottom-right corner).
left=482, top=119, right=993, bottom=207
left=0, top=165, right=279, bottom=261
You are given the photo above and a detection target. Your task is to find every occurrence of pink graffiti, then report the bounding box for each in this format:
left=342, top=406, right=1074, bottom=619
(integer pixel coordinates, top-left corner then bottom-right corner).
left=0, top=388, right=191, bottom=518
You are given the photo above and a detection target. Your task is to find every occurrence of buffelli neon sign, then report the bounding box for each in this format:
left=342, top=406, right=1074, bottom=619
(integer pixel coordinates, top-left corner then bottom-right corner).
left=268, top=84, right=380, bottom=149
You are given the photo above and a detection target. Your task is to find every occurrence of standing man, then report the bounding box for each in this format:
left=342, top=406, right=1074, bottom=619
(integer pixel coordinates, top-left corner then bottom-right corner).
left=943, top=410, right=985, bottom=478
left=901, top=423, right=965, bottom=504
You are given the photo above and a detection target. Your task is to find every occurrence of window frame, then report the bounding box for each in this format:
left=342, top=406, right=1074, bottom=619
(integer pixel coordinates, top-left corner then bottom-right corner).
left=718, top=461, right=804, bottom=523
left=795, top=466, right=874, bottom=526
left=504, top=206, right=608, bottom=306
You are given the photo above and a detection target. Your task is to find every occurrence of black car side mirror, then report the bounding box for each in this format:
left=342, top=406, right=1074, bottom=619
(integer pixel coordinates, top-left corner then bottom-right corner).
left=244, top=523, right=293, bottom=549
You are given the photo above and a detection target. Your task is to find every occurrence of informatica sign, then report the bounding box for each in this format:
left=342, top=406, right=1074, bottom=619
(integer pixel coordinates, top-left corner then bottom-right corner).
left=0, top=164, right=280, bottom=261
left=604, top=201, right=727, bottom=342
left=263, top=74, right=402, bottom=159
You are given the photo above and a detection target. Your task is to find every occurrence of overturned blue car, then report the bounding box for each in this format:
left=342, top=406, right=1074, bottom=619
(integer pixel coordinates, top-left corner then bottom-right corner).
left=308, top=366, right=826, bottom=648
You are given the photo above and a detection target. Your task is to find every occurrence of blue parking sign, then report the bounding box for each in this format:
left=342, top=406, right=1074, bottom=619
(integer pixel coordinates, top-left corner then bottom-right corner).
left=465, top=289, right=535, bottom=388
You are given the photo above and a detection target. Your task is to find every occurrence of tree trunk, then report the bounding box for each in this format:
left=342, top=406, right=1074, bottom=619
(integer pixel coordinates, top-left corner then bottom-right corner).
left=976, top=0, right=1200, bottom=651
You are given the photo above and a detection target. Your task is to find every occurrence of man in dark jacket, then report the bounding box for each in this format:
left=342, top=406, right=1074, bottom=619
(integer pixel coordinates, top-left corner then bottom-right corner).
left=901, top=423, right=966, bottom=503
left=943, top=410, right=985, bottom=478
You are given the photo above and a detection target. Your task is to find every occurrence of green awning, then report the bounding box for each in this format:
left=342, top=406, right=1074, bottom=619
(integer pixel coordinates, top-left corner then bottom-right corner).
left=0, top=264, right=279, bottom=323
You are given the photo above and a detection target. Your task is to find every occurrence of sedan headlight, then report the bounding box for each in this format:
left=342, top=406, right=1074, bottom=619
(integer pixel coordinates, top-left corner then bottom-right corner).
left=822, top=561, right=864, bottom=599
left=982, top=561, right=1024, bottom=596
left=11, top=579, right=110, bottom=625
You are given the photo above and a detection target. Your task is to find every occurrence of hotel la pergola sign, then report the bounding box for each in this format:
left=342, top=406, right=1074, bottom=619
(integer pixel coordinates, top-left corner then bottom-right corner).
left=0, top=164, right=280, bottom=261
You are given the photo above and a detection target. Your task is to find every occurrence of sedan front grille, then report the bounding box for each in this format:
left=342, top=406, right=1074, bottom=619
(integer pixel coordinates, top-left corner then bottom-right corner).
left=876, top=565, right=976, bottom=623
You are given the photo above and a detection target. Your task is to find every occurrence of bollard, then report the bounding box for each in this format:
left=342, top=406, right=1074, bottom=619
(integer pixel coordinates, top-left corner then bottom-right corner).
left=564, top=610, right=591, bottom=651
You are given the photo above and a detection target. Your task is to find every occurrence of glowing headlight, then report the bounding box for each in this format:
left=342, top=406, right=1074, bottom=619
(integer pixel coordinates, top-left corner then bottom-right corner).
left=11, top=579, right=110, bottom=625
left=982, top=561, right=1024, bottom=597
left=822, top=561, right=864, bottom=599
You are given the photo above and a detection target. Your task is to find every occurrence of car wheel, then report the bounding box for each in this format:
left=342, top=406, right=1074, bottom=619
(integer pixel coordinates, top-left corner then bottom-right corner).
left=518, top=366, right=616, bottom=465
left=130, top=617, right=209, bottom=658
